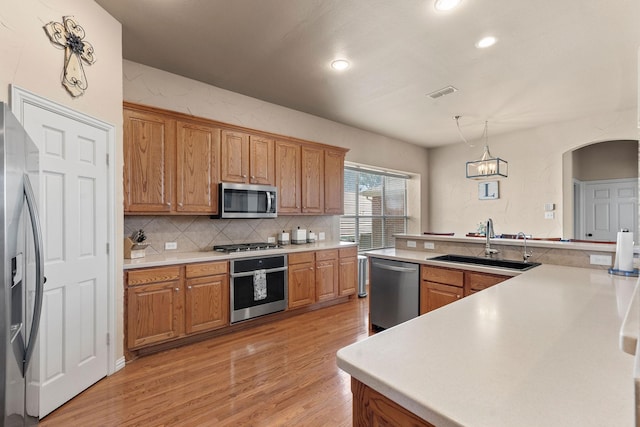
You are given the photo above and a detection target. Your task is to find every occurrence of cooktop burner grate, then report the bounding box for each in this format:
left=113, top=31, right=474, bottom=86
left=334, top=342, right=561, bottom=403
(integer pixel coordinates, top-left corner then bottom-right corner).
left=213, top=242, right=280, bottom=253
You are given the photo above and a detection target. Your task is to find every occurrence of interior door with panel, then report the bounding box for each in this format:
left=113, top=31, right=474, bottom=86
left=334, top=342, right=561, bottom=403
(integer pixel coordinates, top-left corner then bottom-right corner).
left=20, top=100, right=111, bottom=417
left=176, top=121, right=220, bottom=213
left=583, top=179, right=638, bottom=241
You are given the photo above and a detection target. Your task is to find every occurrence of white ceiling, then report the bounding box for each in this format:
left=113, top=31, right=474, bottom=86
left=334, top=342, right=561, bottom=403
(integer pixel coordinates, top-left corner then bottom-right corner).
left=96, top=0, right=640, bottom=147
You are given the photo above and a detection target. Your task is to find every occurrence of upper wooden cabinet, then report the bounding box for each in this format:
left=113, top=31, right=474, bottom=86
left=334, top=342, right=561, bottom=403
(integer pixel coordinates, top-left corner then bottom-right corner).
left=324, top=149, right=345, bottom=215
left=275, top=141, right=302, bottom=214
left=221, top=131, right=275, bottom=185
left=124, top=103, right=347, bottom=216
left=176, top=121, right=220, bottom=213
left=301, top=146, right=324, bottom=213
left=123, top=108, right=175, bottom=213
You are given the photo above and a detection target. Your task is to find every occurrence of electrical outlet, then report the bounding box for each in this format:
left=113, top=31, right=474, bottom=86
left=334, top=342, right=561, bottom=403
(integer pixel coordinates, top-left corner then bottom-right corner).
left=424, top=241, right=435, bottom=249
left=590, top=254, right=612, bottom=266
left=407, top=240, right=416, bottom=248
left=165, top=241, right=177, bottom=250
left=318, top=232, right=325, bottom=241
left=544, top=211, right=554, bottom=219
left=267, top=236, right=276, bottom=243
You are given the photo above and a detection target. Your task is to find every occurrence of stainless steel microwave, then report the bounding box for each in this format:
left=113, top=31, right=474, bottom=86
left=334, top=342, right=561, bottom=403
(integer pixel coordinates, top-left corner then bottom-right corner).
left=216, top=183, right=277, bottom=218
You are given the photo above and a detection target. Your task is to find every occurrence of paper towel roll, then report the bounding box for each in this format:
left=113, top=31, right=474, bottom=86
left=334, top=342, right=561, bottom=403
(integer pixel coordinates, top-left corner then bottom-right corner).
left=614, top=230, right=634, bottom=272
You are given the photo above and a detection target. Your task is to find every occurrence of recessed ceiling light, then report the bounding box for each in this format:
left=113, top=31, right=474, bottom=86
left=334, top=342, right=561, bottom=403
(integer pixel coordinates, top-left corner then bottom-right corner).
left=434, top=0, right=462, bottom=11
left=331, top=59, right=350, bottom=71
left=476, top=36, right=497, bottom=48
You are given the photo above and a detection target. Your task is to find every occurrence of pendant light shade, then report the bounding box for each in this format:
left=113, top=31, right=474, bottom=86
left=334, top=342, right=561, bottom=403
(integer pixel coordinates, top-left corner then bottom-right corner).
left=465, top=121, right=508, bottom=179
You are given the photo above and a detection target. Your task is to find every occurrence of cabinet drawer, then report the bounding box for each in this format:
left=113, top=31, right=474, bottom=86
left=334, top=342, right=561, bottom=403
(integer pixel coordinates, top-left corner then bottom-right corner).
left=466, top=272, right=508, bottom=291
left=185, top=261, right=228, bottom=278
left=289, top=251, right=315, bottom=265
left=316, top=249, right=338, bottom=261
left=127, top=266, right=181, bottom=286
left=339, top=246, right=357, bottom=258
left=421, top=266, right=463, bottom=287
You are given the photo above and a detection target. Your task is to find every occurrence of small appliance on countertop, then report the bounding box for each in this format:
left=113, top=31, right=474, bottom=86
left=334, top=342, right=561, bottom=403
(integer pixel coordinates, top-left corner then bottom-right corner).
left=306, top=230, right=316, bottom=243
left=291, top=227, right=307, bottom=245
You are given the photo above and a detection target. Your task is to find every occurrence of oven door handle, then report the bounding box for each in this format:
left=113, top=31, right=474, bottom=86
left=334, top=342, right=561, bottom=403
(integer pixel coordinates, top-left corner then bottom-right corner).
left=231, top=266, right=288, bottom=278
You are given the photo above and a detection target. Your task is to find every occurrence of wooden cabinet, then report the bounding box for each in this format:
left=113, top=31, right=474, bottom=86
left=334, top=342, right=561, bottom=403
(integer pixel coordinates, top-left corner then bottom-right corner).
left=124, top=104, right=222, bottom=215
left=315, top=250, right=339, bottom=302
left=127, top=266, right=182, bottom=349
left=465, top=271, right=508, bottom=295
left=176, top=121, right=220, bottom=213
left=288, top=251, right=316, bottom=309
left=301, top=146, right=324, bottom=213
left=420, top=266, right=464, bottom=314
left=324, top=149, right=345, bottom=214
left=123, top=108, right=175, bottom=213
left=275, top=141, right=302, bottom=213
left=338, top=247, right=358, bottom=296
left=126, top=261, right=229, bottom=350
left=184, top=261, right=229, bottom=334
left=420, top=265, right=510, bottom=314
left=221, top=131, right=275, bottom=185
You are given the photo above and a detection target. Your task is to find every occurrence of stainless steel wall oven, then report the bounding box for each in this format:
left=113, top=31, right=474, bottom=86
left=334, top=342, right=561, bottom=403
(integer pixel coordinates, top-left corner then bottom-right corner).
left=230, top=254, right=288, bottom=323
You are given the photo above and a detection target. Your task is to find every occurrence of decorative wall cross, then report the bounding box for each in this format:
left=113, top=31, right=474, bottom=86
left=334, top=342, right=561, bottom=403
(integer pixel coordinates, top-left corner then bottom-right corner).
left=44, top=16, right=96, bottom=97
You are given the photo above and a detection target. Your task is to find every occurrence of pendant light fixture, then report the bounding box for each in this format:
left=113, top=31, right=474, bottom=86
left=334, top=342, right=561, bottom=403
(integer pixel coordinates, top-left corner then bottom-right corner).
left=465, top=121, right=508, bottom=179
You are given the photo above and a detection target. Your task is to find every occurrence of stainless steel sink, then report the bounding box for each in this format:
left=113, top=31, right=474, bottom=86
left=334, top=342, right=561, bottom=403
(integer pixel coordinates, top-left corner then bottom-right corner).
left=428, top=254, right=541, bottom=271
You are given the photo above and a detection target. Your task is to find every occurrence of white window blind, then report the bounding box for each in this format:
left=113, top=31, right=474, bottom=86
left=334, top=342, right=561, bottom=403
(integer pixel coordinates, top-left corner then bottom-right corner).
left=340, top=167, right=408, bottom=251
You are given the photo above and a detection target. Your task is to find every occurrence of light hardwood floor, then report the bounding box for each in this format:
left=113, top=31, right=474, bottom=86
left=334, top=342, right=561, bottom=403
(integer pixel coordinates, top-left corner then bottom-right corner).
left=40, top=296, right=369, bottom=426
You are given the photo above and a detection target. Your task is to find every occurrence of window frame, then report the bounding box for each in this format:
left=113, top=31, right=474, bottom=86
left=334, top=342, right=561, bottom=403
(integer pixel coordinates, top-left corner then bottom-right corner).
left=340, top=165, right=410, bottom=251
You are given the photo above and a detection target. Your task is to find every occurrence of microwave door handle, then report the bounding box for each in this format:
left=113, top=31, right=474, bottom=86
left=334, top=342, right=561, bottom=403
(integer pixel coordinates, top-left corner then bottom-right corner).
left=23, top=173, right=45, bottom=375
left=266, top=191, right=272, bottom=213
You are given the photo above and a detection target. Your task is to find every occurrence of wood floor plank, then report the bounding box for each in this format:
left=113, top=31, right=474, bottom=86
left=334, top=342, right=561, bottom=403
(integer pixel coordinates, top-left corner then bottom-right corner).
left=40, top=296, right=369, bottom=426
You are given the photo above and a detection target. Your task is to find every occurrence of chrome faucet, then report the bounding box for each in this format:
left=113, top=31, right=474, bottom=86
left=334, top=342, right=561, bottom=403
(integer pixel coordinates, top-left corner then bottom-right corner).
left=516, top=231, right=533, bottom=262
left=485, top=218, right=499, bottom=257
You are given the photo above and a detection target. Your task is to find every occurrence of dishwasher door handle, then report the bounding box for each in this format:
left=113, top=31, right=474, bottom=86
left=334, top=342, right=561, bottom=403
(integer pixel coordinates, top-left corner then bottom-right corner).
left=372, top=262, right=418, bottom=273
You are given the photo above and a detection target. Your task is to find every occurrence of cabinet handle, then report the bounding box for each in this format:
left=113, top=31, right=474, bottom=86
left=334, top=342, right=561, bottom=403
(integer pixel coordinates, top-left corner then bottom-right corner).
left=167, top=202, right=171, bottom=206
left=456, top=295, right=461, bottom=299
left=242, top=174, right=247, bottom=178
left=178, top=202, right=183, bottom=207
left=187, top=285, right=192, bottom=290
left=175, top=288, right=179, bottom=292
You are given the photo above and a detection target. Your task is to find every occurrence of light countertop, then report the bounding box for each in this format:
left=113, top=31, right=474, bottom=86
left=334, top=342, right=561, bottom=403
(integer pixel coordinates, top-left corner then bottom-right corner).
left=337, top=263, right=638, bottom=426
left=123, top=241, right=356, bottom=269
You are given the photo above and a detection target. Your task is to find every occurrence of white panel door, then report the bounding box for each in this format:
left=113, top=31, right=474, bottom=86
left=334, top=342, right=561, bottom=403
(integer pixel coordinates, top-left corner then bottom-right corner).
left=21, top=102, right=109, bottom=417
left=584, top=179, right=638, bottom=241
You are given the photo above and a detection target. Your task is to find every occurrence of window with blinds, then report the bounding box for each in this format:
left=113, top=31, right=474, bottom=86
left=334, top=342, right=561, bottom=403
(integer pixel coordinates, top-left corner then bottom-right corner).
left=340, top=166, right=409, bottom=251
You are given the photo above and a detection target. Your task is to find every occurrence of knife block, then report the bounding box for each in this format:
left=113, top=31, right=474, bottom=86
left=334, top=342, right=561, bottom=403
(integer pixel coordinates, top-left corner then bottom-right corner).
left=124, top=237, right=149, bottom=259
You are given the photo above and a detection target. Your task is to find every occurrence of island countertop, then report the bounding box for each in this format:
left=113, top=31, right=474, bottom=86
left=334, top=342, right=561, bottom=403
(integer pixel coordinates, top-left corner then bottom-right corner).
left=337, top=264, right=637, bottom=426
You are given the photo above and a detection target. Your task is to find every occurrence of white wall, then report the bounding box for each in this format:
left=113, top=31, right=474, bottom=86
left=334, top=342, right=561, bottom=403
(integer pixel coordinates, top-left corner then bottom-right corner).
left=123, top=60, right=430, bottom=232
left=0, top=0, right=124, bottom=357
left=428, top=109, right=638, bottom=238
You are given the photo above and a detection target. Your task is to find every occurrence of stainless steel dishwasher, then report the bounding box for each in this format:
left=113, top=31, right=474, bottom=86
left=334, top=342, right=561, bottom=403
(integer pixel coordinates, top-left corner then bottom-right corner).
left=369, top=257, right=420, bottom=331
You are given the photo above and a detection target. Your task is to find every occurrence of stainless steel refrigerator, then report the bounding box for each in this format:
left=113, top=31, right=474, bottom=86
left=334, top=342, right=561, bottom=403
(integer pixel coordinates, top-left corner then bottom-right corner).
left=0, top=102, right=44, bottom=426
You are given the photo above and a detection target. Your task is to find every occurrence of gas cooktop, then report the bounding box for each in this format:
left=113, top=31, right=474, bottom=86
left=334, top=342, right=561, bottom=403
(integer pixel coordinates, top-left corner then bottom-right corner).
left=213, top=242, right=280, bottom=253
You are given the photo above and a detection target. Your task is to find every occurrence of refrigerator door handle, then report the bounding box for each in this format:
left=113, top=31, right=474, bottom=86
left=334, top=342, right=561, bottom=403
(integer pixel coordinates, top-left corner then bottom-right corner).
left=23, top=173, right=44, bottom=375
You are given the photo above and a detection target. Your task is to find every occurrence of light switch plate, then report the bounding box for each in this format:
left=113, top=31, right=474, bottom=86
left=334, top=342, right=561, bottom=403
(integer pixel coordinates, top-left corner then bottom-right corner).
left=165, top=242, right=177, bottom=250
left=407, top=240, right=416, bottom=248
left=544, top=212, right=554, bottom=219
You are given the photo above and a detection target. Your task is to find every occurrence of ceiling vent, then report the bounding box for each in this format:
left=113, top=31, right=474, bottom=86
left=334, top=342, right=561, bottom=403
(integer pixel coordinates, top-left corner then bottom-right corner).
left=426, top=85, right=458, bottom=99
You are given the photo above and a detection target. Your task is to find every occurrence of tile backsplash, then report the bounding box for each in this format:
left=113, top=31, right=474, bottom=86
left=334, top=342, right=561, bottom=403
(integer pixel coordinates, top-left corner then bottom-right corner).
left=124, top=215, right=340, bottom=255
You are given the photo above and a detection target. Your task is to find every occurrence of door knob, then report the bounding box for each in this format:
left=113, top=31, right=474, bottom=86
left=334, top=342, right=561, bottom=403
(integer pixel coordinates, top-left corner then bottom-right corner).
left=586, top=233, right=593, bottom=237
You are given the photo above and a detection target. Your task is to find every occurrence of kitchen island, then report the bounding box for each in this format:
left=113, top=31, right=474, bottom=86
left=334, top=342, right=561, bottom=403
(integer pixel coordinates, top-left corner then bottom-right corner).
left=337, top=264, right=637, bottom=426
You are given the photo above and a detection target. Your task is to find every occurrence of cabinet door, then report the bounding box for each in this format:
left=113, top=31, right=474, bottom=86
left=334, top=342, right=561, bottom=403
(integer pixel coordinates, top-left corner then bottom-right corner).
left=127, top=280, right=182, bottom=349
left=324, top=149, right=345, bottom=214
left=123, top=108, right=175, bottom=213
left=301, top=146, right=324, bottom=213
left=316, top=257, right=338, bottom=302
left=339, top=255, right=357, bottom=296
left=221, top=130, right=249, bottom=183
left=288, top=261, right=315, bottom=309
left=275, top=141, right=302, bottom=213
left=184, top=274, right=229, bottom=334
left=249, top=135, right=275, bottom=185
left=420, top=281, right=463, bottom=314
left=464, top=271, right=508, bottom=295
left=176, top=121, right=220, bottom=213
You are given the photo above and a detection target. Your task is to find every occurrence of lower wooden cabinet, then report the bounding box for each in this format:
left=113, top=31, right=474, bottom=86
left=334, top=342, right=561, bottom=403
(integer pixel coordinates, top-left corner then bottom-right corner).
left=420, top=265, right=509, bottom=314
left=288, top=252, right=316, bottom=309
left=315, top=249, right=339, bottom=302
left=126, top=261, right=229, bottom=350
left=338, top=247, right=358, bottom=296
